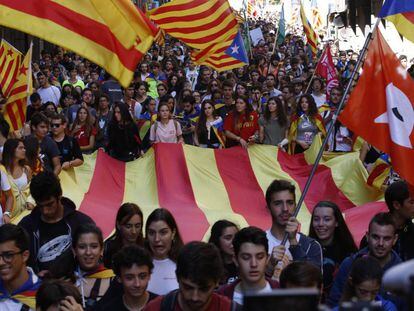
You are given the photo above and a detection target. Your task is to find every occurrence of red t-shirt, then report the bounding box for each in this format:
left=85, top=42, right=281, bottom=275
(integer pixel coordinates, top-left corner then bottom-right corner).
left=224, top=111, right=259, bottom=147
left=73, top=125, right=97, bottom=147
left=144, top=292, right=234, bottom=311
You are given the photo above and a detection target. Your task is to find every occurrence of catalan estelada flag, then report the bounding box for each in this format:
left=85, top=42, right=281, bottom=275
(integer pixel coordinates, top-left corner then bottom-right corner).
left=3, top=44, right=32, bottom=131
left=379, top=0, right=414, bottom=43
left=191, top=31, right=249, bottom=72
left=0, top=0, right=158, bottom=87
left=300, top=1, right=319, bottom=55
left=0, top=40, right=22, bottom=98
left=14, top=142, right=385, bottom=245
left=150, top=0, right=239, bottom=53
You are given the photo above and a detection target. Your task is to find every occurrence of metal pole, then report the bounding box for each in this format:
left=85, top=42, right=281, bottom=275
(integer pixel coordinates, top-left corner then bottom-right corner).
left=281, top=18, right=381, bottom=246
left=303, top=44, right=327, bottom=94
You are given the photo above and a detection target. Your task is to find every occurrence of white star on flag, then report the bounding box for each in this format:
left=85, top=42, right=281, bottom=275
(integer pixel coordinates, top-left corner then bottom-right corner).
left=230, top=44, right=239, bottom=54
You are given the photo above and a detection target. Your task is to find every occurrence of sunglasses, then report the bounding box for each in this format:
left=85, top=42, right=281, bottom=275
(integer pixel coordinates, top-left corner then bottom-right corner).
left=51, top=123, right=61, bottom=128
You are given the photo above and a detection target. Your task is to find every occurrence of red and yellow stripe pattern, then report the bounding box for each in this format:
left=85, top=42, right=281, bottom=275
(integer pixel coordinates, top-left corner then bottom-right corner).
left=0, top=40, right=22, bottom=98
left=38, top=142, right=386, bottom=245
left=150, top=0, right=238, bottom=52
left=3, top=44, right=32, bottom=131
left=0, top=0, right=157, bottom=87
left=300, top=2, right=319, bottom=55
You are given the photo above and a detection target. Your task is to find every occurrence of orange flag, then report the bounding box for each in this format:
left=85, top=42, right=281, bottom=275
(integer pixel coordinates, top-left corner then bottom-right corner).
left=339, top=28, right=414, bottom=185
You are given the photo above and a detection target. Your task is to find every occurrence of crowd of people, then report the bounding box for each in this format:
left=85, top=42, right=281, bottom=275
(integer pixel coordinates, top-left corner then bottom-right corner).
left=0, top=17, right=413, bottom=311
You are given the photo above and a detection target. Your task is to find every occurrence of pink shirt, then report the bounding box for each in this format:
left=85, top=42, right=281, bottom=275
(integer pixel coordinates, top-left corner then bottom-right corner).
left=150, top=120, right=182, bottom=143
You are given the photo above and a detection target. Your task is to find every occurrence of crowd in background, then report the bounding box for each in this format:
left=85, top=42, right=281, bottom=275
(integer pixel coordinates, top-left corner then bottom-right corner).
left=0, top=17, right=414, bottom=311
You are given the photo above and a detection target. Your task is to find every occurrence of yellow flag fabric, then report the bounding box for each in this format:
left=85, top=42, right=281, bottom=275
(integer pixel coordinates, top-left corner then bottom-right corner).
left=0, top=0, right=157, bottom=87
left=14, top=143, right=384, bottom=247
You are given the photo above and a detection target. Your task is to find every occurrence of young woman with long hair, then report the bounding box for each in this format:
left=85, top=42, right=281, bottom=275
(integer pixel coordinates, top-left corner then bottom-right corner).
left=149, top=102, right=183, bottom=144
left=208, top=220, right=239, bottom=284
left=70, top=106, right=97, bottom=153
left=309, top=201, right=358, bottom=301
left=23, top=136, right=43, bottom=176
left=288, top=94, right=326, bottom=154
left=107, top=102, right=141, bottom=162
left=1, top=139, right=34, bottom=219
left=145, top=208, right=184, bottom=295
left=194, top=100, right=225, bottom=148
left=224, top=95, right=259, bottom=149
left=72, top=224, right=114, bottom=309
left=103, top=203, right=144, bottom=268
left=259, top=96, right=289, bottom=147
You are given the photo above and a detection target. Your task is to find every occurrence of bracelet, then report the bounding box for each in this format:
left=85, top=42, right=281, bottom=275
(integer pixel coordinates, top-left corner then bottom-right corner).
left=4, top=211, right=11, bottom=217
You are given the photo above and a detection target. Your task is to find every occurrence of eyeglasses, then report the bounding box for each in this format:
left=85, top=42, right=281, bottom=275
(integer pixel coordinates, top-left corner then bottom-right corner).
left=51, top=123, right=61, bottom=128
left=0, top=251, right=24, bottom=263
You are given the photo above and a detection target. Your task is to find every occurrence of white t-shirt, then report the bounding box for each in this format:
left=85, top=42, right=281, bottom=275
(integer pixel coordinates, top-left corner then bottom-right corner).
left=233, top=281, right=272, bottom=305
left=37, top=85, right=61, bottom=106
left=311, top=93, right=327, bottom=108
left=149, top=120, right=182, bottom=143
left=147, top=258, right=179, bottom=295
left=0, top=170, right=11, bottom=226
left=266, top=230, right=301, bottom=280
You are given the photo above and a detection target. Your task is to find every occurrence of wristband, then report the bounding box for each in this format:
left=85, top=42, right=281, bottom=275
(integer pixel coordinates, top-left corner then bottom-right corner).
left=4, top=211, right=11, bottom=217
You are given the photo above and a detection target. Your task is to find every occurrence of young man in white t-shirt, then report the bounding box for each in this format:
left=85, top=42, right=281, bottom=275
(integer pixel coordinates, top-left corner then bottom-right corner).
left=264, top=180, right=323, bottom=280
left=217, top=227, right=279, bottom=305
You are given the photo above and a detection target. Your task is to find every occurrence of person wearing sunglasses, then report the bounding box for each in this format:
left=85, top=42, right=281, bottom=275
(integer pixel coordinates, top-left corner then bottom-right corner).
left=0, top=224, right=42, bottom=311
left=50, top=114, right=84, bottom=171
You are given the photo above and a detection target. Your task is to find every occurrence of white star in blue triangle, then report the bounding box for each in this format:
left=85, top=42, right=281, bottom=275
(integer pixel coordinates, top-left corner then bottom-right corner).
left=230, top=44, right=240, bottom=55
left=225, top=32, right=249, bottom=64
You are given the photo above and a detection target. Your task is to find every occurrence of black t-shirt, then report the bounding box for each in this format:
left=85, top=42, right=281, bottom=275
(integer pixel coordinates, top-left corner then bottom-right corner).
left=55, top=135, right=84, bottom=164
left=195, top=81, right=209, bottom=95
left=217, top=104, right=233, bottom=121
left=37, top=135, right=60, bottom=172
left=93, top=291, right=158, bottom=311
left=37, top=218, right=73, bottom=272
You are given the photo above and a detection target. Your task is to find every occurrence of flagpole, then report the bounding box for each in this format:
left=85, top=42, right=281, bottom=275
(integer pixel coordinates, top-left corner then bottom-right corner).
left=268, top=4, right=282, bottom=74
left=280, top=18, right=382, bottom=247
left=242, top=0, right=253, bottom=60
left=303, top=44, right=327, bottom=94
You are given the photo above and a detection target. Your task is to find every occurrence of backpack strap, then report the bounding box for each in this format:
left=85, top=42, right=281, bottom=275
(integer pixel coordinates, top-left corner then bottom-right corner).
left=154, top=121, right=159, bottom=136
left=160, top=289, right=179, bottom=311
left=173, top=120, right=180, bottom=140
left=88, top=278, right=102, bottom=302
left=20, top=304, right=31, bottom=311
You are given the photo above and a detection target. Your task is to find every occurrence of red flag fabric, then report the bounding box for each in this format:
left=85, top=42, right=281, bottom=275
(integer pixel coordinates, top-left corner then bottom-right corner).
left=339, top=28, right=414, bottom=185
left=315, top=45, right=339, bottom=99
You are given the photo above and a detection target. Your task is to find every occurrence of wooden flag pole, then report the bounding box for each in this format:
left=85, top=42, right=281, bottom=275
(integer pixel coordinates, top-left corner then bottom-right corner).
left=280, top=18, right=381, bottom=247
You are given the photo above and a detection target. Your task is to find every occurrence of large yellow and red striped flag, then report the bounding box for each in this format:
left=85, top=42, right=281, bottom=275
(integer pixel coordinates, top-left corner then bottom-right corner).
left=13, top=141, right=386, bottom=245
left=150, top=0, right=239, bottom=52
left=3, top=44, right=32, bottom=131
left=150, top=0, right=245, bottom=71
left=300, top=2, right=319, bottom=55
left=0, top=40, right=22, bottom=98
left=0, top=0, right=158, bottom=88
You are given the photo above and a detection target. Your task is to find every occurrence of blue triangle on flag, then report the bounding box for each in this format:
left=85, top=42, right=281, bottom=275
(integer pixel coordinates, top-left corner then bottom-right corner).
left=225, top=31, right=249, bottom=64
